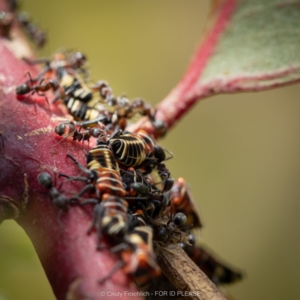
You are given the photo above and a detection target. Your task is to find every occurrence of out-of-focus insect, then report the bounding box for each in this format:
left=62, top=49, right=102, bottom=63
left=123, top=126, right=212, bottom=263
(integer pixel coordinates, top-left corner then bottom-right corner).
left=21, top=55, right=99, bottom=122
left=17, top=12, right=47, bottom=48
left=79, top=194, right=129, bottom=249
left=166, top=177, right=203, bottom=229
left=99, top=226, right=161, bottom=286
left=0, top=11, right=13, bottom=38
left=7, top=0, right=19, bottom=12
left=91, top=80, right=115, bottom=105
left=111, top=97, right=155, bottom=131
left=185, top=245, right=243, bottom=285
left=92, top=81, right=155, bottom=131
left=37, top=172, right=70, bottom=212
left=25, top=51, right=87, bottom=73
left=52, top=73, right=111, bottom=123
left=23, top=51, right=88, bottom=84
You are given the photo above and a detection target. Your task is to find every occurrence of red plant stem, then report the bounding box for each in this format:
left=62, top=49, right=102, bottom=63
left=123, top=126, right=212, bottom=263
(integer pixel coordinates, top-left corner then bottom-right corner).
left=0, top=1, right=141, bottom=299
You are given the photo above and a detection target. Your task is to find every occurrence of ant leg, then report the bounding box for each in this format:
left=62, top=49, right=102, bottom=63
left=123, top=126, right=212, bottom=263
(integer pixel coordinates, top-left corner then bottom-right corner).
left=110, top=242, right=130, bottom=254
left=50, top=130, right=77, bottom=148
left=37, top=90, right=50, bottom=112
left=98, top=260, right=126, bottom=284
left=168, top=205, right=175, bottom=221
left=51, top=90, right=63, bottom=103
left=146, top=202, right=155, bottom=218
left=57, top=176, right=90, bottom=194
left=136, top=202, right=150, bottom=223
left=36, top=66, right=51, bottom=81
left=162, top=147, right=174, bottom=161
left=28, top=71, right=35, bottom=82
left=66, top=154, right=92, bottom=176
left=180, top=224, right=194, bottom=231
left=79, top=198, right=98, bottom=206
left=59, top=173, right=90, bottom=183
left=74, top=183, right=95, bottom=199
left=86, top=203, right=103, bottom=236
left=109, top=128, right=122, bottom=139
left=73, top=115, right=108, bottom=127
left=128, top=218, right=141, bottom=231
left=52, top=95, right=60, bottom=103
left=9, top=90, right=35, bottom=117
left=165, top=231, right=177, bottom=244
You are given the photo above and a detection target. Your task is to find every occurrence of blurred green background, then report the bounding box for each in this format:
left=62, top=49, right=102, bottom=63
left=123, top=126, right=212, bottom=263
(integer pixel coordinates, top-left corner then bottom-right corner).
left=1, top=1, right=300, bottom=299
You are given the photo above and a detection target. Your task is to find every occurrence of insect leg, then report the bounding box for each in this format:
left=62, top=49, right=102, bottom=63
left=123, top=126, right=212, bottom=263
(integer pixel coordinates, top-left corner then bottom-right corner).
left=59, top=173, right=90, bottom=183
left=98, top=260, right=126, bottom=284
left=66, top=154, right=92, bottom=175
left=73, top=183, right=95, bottom=199
left=37, top=89, right=50, bottom=111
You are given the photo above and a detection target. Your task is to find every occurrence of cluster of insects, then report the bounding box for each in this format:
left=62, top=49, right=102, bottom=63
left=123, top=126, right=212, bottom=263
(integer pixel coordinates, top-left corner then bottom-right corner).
left=15, top=46, right=242, bottom=290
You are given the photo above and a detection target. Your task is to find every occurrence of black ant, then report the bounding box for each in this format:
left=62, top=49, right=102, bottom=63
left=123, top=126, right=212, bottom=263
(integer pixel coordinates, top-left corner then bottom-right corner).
left=52, top=121, right=106, bottom=148
left=11, top=73, right=57, bottom=116
left=16, top=72, right=58, bottom=104
left=37, top=172, right=72, bottom=213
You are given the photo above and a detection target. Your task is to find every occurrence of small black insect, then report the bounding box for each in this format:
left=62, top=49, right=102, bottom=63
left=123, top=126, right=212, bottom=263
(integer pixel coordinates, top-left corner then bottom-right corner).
left=149, top=209, right=194, bottom=246
left=37, top=172, right=70, bottom=212
left=53, top=122, right=105, bottom=147
left=15, top=72, right=58, bottom=113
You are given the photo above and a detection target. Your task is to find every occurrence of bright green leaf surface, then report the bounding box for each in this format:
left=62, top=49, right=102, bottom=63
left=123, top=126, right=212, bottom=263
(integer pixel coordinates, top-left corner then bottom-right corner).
left=200, top=0, right=300, bottom=90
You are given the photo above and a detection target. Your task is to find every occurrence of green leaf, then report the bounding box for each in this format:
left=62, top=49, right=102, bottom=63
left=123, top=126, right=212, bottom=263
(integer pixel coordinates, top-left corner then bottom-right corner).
left=156, top=0, right=300, bottom=129
left=201, top=0, right=300, bottom=90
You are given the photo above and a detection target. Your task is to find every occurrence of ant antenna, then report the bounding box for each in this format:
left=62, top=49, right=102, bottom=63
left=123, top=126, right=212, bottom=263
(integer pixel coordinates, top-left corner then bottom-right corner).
left=49, top=130, right=76, bottom=147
